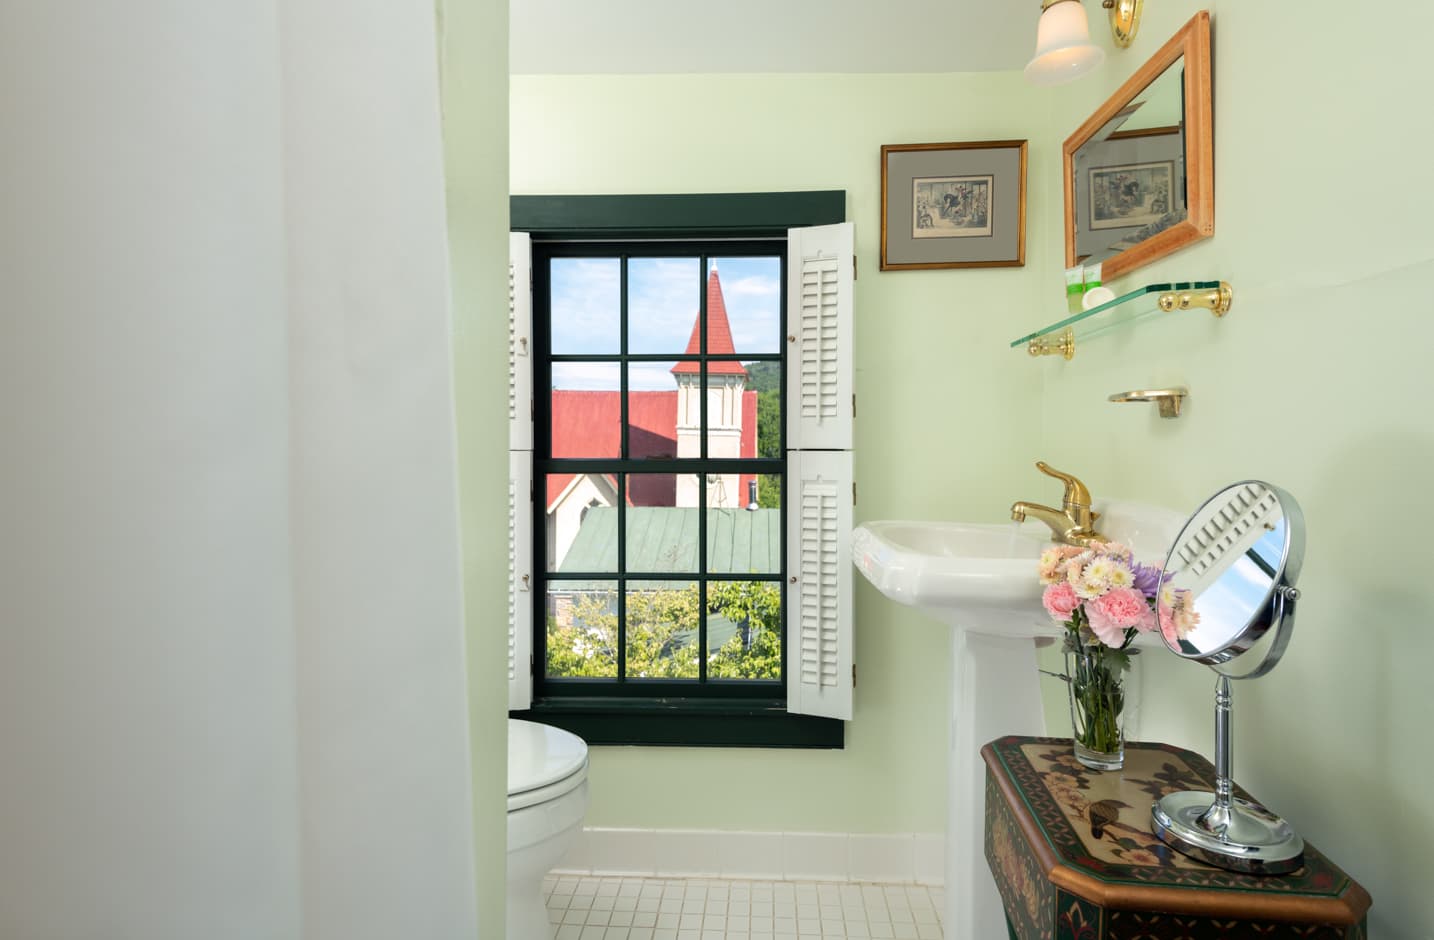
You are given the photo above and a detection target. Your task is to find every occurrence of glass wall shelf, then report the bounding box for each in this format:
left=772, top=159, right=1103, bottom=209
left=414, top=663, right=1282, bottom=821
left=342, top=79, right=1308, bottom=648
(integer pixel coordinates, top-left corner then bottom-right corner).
left=1012, top=280, right=1231, bottom=358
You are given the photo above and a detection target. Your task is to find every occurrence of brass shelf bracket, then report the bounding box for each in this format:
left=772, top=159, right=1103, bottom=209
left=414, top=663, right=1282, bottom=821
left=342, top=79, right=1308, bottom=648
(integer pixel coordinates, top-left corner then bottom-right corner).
left=1109, top=387, right=1188, bottom=418
left=1028, top=328, right=1075, bottom=360
left=1158, top=281, right=1233, bottom=317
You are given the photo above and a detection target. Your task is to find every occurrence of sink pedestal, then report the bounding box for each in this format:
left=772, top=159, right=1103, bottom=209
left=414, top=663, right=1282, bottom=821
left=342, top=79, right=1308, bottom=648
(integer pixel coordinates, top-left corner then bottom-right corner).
left=850, top=506, right=1183, bottom=940
left=946, top=628, right=1048, bottom=940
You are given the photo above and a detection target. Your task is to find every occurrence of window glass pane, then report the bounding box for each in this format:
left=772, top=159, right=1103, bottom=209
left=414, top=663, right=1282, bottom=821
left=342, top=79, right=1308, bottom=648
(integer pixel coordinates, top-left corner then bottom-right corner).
left=703, top=363, right=770, bottom=484
left=628, top=257, right=699, bottom=356
left=706, top=485, right=780, bottom=574
left=625, top=474, right=701, bottom=573
left=625, top=580, right=699, bottom=680
left=550, top=258, right=619, bottom=354
left=707, top=580, right=782, bottom=681
left=546, top=472, right=618, bottom=573
left=550, top=362, right=620, bottom=458
left=545, top=580, right=618, bottom=678
left=710, top=256, right=781, bottom=355
left=627, top=360, right=682, bottom=461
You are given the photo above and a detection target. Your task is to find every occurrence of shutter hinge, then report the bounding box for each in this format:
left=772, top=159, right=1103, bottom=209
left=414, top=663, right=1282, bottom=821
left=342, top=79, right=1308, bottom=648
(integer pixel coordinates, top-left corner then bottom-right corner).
left=852, top=663, right=857, bottom=688
left=852, top=481, right=857, bottom=505
left=851, top=393, right=856, bottom=419
left=853, top=254, right=858, bottom=280
left=530, top=653, right=535, bottom=676
left=528, top=267, right=533, bottom=291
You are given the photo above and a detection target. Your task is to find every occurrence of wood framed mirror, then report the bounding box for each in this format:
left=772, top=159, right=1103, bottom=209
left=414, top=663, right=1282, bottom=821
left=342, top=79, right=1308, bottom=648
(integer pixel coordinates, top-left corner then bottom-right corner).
left=1063, top=11, right=1212, bottom=281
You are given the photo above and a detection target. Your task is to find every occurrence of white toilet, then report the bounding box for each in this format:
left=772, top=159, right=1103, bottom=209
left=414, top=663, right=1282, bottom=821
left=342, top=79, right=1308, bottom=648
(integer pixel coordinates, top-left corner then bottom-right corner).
left=507, top=719, right=589, bottom=940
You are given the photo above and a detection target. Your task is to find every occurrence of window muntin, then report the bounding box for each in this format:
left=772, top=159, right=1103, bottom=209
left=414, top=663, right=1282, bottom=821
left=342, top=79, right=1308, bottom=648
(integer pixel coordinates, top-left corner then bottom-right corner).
left=535, top=243, right=785, bottom=696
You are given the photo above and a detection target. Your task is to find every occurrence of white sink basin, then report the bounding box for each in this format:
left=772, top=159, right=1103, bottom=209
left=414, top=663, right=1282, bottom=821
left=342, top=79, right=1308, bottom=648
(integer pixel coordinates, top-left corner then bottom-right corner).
left=852, top=521, right=1053, bottom=637
left=850, top=499, right=1182, bottom=940
left=852, top=499, right=1183, bottom=636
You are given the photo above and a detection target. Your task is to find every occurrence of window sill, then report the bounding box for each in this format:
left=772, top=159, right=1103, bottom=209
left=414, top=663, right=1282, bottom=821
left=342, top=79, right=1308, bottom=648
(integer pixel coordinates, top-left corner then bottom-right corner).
left=511, top=697, right=844, bottom=748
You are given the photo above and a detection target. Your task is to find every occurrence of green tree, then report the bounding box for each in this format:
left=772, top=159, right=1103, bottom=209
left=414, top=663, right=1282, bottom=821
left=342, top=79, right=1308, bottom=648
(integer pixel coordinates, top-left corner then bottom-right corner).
left=746, top=361, right=782, bottom=509
left=546, top=581, right=781, bottom=680
left=707, top=581, right=782, bottom=679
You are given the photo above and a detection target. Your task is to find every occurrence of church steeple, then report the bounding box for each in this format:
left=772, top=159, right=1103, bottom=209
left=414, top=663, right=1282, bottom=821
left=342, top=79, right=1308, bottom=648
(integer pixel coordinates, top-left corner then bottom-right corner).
left=673, top=265, right=747, bottom=508
left=672, top=266, right=746, bottom=377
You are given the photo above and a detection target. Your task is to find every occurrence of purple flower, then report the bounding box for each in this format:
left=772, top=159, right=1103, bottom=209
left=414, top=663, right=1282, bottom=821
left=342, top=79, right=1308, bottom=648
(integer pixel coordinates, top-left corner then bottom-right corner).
left=1132, top=563, right=1163, bottom=599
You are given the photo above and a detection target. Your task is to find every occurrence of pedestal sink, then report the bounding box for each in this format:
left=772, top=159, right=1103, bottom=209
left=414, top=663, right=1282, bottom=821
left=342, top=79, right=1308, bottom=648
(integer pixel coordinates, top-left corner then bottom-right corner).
left=851, top=500, right=1181, bottom=940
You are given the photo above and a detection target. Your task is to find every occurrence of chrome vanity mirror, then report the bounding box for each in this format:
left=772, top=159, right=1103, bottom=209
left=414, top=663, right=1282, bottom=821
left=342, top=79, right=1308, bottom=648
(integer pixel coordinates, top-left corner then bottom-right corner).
left=1150, top=481, right=1305, bottom=874
left=1063, top=11, right=1212, bottom=281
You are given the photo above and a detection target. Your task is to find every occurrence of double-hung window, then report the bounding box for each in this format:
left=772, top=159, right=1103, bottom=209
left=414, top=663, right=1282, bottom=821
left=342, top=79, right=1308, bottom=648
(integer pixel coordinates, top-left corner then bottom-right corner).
left=507, top=194, right=853, bottom=747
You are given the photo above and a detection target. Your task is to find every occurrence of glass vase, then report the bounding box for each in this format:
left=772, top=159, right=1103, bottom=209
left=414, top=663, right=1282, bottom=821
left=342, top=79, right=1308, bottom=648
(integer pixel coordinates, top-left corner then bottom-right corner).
left=1066, top=644, right=1136, bottom=771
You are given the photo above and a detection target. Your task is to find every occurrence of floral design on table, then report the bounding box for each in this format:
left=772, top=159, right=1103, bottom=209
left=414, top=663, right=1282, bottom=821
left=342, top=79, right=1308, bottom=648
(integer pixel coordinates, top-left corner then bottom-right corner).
left=1028, top=744, right=1232, bottom=870
left=995, top=736, right=1362, bottom=896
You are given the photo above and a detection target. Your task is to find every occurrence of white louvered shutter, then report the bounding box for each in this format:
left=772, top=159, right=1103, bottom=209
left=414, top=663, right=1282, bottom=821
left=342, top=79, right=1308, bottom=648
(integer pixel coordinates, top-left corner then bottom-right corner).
left=509, top=232, right=533, bottom=451
left=509, top=232, right=534, bottom=710
left=786, top=222, right=854, bottom=452
left=786, top=221, right=855, bottom=720
left=508, top=450, right=533, bottom=711
left=786, top=450, right=854, bottom=720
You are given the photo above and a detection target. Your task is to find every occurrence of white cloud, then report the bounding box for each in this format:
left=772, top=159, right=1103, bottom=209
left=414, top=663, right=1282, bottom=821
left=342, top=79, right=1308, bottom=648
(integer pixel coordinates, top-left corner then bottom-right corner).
left=723, top=275, right=779, bottom=297
left=628, top=362, right=679, bottom=391
left=551, top=259, right=621, bottom=354
left=551, top=361, right=620, bottom=391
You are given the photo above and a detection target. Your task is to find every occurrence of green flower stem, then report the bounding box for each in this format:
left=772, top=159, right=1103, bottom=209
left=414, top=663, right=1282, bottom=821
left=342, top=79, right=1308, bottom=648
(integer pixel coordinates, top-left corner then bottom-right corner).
left=1069, top=646, right=1126, bottom=756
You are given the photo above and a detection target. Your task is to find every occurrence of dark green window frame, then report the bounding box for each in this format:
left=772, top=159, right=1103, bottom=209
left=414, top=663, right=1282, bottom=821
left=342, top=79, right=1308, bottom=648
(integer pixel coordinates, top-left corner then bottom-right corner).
left=510, top=192, right=846, bottom=748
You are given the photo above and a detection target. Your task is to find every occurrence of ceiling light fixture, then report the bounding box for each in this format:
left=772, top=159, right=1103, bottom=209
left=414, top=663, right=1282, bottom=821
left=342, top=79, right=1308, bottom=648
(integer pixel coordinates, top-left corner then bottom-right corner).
left=1024, top=0, right=1105, bottom=86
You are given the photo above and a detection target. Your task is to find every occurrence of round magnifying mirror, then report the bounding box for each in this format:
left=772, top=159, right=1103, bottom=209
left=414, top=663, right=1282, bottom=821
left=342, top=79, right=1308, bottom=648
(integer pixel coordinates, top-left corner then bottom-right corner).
left=1150, top=481, right=1306, bottom=874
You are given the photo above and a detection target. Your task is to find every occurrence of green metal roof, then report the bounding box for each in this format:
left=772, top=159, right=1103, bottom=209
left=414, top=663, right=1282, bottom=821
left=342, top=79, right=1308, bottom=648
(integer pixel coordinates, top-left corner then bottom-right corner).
left=559, top=506, right=780, bottom=575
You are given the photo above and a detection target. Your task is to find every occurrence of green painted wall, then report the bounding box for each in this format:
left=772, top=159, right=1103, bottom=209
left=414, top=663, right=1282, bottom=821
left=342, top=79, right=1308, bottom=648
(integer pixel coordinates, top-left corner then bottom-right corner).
left=508, top=4, right=1434, bottom=931
left=511, top=72, right=1047, bottom=834
left=438, top=1, right=508, bottom=935
left=1027, top=3, right=1434, bottom=935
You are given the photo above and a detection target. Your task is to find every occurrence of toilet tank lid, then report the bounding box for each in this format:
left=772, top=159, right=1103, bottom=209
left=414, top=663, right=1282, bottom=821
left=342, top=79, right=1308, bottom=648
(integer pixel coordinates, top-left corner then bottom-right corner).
left=508, top=719, right=588, bottom=795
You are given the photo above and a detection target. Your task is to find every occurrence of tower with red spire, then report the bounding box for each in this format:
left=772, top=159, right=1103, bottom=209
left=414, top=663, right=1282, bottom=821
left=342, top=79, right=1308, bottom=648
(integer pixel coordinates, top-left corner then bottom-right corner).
left=673, top=264, right=746, bottom=508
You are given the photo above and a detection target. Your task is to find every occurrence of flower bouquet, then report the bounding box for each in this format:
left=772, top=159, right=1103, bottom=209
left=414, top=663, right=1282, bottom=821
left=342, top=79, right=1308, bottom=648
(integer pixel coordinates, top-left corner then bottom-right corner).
left=1039, top=541, right=1198, bottom=770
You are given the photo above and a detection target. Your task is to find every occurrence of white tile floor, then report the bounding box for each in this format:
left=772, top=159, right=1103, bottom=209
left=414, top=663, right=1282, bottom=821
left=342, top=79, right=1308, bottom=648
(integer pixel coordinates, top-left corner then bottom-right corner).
left=543, top=875, right=944, bottom=940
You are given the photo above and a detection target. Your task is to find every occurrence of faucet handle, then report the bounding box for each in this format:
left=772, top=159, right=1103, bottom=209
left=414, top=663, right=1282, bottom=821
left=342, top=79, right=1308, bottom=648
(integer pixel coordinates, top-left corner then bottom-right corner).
left=1035, top=461, right=1093, bottom=508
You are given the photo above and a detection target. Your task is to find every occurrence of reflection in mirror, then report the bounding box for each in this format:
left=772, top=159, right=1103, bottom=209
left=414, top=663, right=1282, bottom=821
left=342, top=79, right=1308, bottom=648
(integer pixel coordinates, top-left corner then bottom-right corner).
left=1151, top=481, right=1307, bottom=875
left=1072, top=60, right=1186, bottom=267
left=1162, top=482, right=1294, bottom=663
left=1063, top=11, right=1212, bottom=281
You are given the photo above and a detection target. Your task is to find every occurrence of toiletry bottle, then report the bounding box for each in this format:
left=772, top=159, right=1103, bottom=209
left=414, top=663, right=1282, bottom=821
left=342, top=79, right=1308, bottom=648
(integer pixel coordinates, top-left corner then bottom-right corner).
left=1083, top=262, right=1102, bottom=298
left=1081, top=261, right=1115, bottom=309
left=1065, top=266, right=1085, bottom=314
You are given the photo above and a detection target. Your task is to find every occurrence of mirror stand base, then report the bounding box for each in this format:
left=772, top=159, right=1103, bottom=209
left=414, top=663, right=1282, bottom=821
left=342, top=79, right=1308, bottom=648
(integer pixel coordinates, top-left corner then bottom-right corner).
left=1152, top=790, right=1304, bottom=875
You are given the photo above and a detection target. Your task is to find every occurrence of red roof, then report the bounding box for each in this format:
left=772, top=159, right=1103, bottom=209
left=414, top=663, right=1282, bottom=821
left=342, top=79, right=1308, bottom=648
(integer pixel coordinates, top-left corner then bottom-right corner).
left=548, top=388, right=758, bottom=510
left=672, top=268, right=746, bottom=377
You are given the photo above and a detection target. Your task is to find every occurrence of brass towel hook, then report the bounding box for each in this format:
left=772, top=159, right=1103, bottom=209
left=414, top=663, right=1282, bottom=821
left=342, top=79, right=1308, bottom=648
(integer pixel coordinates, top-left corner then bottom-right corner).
left=1109, top=387, right=1188, bottom=419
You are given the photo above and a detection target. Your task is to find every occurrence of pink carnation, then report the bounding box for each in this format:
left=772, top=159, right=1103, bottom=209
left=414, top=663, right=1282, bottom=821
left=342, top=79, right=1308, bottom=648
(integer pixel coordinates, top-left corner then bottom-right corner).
left=1042, top=581, right=1080, bottom=622
left=1085, top=586, right=1154, bottom=647
left=1158, top=604, right=1180, bottom=647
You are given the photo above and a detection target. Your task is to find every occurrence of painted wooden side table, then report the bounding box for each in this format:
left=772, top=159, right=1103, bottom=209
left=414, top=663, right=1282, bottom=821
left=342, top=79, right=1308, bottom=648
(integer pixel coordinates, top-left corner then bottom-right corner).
left=981, top=736, right=1371, bottom=940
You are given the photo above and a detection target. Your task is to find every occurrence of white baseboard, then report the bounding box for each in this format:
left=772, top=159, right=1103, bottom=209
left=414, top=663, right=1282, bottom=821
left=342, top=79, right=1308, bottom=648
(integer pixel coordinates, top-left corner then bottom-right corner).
left=553, top=828, right=944, bottom=886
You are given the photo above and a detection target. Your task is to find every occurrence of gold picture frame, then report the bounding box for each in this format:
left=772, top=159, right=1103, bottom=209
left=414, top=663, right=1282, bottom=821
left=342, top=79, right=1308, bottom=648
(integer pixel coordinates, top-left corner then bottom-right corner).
left=880, top=140, right=1027, bottom=271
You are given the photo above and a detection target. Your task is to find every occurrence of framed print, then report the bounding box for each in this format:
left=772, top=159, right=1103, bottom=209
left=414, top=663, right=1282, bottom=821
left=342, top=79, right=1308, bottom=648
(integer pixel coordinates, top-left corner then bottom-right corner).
left=1088, top=160, right=1175, bottom=231
left=880, top=139, right=1027, bottom=270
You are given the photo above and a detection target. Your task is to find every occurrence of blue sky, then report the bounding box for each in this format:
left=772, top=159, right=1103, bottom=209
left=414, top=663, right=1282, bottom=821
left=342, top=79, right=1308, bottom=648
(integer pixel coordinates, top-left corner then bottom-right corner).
left=551, top=257, right=780, bottom=390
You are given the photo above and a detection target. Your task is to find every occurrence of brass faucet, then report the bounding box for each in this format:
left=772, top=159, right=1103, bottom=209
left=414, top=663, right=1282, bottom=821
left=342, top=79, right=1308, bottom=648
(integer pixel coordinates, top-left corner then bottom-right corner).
left=1010, top=461, right=1106, bottom=546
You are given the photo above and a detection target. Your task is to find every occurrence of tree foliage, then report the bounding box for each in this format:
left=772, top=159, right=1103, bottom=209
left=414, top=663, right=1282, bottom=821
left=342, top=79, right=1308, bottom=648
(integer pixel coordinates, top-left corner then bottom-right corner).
left=546, top=581, right=781, bottom=680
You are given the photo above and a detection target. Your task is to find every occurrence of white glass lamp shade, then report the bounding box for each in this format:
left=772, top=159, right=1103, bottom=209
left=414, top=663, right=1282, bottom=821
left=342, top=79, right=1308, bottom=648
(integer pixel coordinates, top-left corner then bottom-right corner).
left=1025, top=0, right=1105, bottom=86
